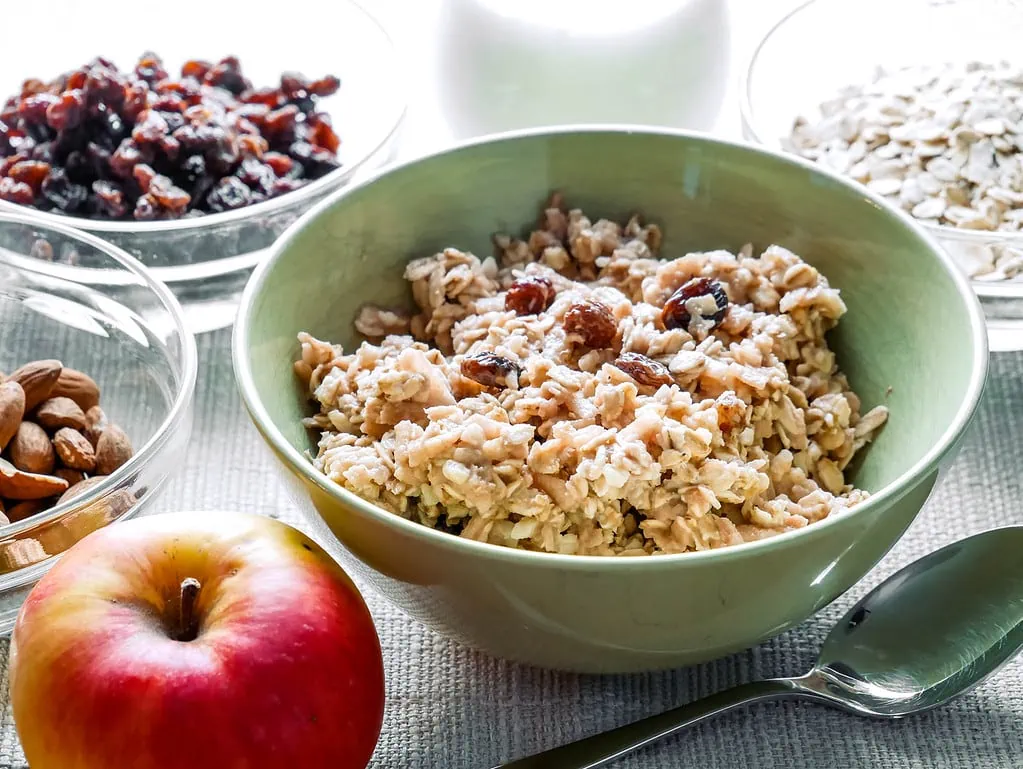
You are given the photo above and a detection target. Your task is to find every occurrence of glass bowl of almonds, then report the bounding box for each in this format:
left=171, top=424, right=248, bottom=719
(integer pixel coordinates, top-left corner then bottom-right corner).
left=0, top=211, right=197, bottom=632
left=740, top=0, right=1023, bottom=350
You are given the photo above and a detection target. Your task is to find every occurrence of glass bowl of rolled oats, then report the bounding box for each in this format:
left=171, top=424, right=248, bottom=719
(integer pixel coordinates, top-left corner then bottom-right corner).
left=740, top=0, right=1023, bottom=350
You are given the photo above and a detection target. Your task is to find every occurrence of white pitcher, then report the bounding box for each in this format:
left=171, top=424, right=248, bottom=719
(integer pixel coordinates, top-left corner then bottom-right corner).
left=434, top=0, right=732, bottom=139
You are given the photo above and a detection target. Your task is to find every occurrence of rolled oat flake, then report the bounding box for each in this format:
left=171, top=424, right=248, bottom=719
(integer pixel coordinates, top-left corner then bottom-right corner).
left=786, top=61, right=1023, bottom=281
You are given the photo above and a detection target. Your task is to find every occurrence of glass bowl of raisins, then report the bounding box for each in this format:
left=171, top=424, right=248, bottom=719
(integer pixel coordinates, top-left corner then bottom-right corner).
left=0, top=0, right=406, bottom=333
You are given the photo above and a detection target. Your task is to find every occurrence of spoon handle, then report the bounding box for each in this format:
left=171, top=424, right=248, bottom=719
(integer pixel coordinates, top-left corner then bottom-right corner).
left=492, top=677, right=806, bottom=769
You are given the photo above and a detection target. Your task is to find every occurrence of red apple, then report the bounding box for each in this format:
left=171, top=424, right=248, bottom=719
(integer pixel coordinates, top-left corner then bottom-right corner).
left=10, top=511, right=385, bottom=769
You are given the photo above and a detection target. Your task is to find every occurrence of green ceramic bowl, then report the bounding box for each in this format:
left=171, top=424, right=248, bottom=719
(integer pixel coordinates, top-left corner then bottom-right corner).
left=233, top=127, right=988, bottom=673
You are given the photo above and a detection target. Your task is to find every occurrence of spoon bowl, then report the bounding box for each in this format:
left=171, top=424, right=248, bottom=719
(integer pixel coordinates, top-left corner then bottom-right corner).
left=809, top=525, right=1023, bottom=717
left=497, top=526, right=1023, bottom=768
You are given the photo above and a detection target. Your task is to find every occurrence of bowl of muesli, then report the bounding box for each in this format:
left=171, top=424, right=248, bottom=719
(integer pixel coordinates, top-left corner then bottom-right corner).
left=233, top=126, right=987, bottom=673
left=741, top=0, right=1023, bottom=350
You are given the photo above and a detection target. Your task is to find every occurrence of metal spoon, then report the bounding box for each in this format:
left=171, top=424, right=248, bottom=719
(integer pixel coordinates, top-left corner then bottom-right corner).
left=495, top=525, right=1023, bottom=769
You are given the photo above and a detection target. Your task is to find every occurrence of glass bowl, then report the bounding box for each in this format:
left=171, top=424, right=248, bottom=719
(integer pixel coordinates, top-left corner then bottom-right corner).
left=0, top=212, right=197, bottom=633
left=0, top=0, right=406, bottom=334
left=740, top=0, right=1023, bottom=351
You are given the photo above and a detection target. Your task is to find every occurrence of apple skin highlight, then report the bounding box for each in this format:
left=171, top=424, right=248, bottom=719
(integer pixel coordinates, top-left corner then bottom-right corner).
left=9, top=512, right=385, bottom=769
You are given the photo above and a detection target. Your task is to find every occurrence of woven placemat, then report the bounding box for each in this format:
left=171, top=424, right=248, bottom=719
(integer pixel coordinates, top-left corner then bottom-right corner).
left=0, top=330, right=1019, bottom=768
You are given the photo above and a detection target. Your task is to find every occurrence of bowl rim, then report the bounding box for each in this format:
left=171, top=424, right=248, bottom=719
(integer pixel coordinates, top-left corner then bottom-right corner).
left=0, top=210, right=198, bottom=540
left=737, top=0, right=1023, bottom=298
left=0, top=0, right=407, bottom=237
left=233, top=123, right=989, bottom=570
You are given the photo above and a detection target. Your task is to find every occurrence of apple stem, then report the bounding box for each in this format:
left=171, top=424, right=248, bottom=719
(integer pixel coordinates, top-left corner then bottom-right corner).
left=178, top=577, right=202, bottom=642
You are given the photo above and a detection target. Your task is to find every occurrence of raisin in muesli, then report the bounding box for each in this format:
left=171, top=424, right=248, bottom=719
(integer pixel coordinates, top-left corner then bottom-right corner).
left=460, top=352, right=521, bottom=389
left=613, top=353, right=674, bottom=387
left=505, top=276, right=556, bottom=316
left=563, top=298, right=617, bottom=348
left=661, top=278, right=729, bottom=335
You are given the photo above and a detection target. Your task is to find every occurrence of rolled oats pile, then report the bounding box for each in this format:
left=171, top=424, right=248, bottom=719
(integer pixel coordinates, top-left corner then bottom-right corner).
left=786, top=61, right=1023, bottom=281
left=295, top=195, right=889, bottom=556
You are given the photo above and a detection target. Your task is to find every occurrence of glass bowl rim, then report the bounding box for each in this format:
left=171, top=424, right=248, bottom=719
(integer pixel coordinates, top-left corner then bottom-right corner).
left=0, top=0, right=407, bottom=237
left=0, top=209, right=199, bottom=541
left=738, top=0, right=1023, bottom=299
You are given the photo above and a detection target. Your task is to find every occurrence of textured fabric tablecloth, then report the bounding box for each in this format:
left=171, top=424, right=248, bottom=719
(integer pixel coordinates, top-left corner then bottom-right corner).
left=0, top=332, right=1020, bottom=768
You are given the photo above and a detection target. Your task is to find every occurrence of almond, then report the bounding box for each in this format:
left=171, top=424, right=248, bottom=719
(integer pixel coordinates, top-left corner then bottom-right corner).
left=51, top=368, right=101, bottom=412
left=95, top=424, right=133, bottom=475
left=6, top=499, right=47, bottom=522
left=0, top=380, right=26, bottom=451
left=8, top=360, right=62, bottom=411
left=0, top=458, right=69, bottom=500
left=84, top=406, right=108, bottom=447
left=8, top=421, right=56, bottom=475
left=35, top=397, right=88, bottom=431
left=53, top=428, right=96, bottom=472
left=54, top=468, right=87, bottom=487
left=58, top=475, right=108, bottom=504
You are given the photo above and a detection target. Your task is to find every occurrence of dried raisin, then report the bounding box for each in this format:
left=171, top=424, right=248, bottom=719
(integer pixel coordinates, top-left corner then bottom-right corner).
left=133, top=193, right=158, bottom=220
left=264, top=151, right=294, bottom=177
left=243, top=87, right=284, bottom=109
left=148, top=174, right=190, bottom=214
left=0, top=153, right=25, bottom=176
left=237, top=135, right=269, bottom=160
left=661, top=278, right=729, bottom=334
left=180, top=60, right=212, bottom=81
left=613, top=353, right=674, bottom=387
left=45, top=90, right=85, bottom=132
left=306, top=114, right=340, bottom=153
left=505, top=276, right=556, bottom=315
left=0, top=177, right=33, bottom=204
left=308, top=76, right=341, bottom=97
left=204, top=56, right=249, bottom=95
left=563, top=298, right=617, bottom=348
left=151, top=93, right=186, bottom=113
left=460, top=352, right=521, bottom=389
left=40, top=170, right=88, bottom=212
left=132, top=163, right=157, bottom=193
left=135, top=53, right=169, bottom=85
left=8, top=160, right=51, bottom=192
left=131, top=110, right=169, bottom=145
left=205, top=176, right=251, bottom=212
left=0, top=53, right=342, bottom=219
left=18, top=94, right=57, bottom=125
left=109, top=139, right=145, bottom=179
left=91, top=180, right=127, bottom=218
left=263, top=105, right=300, bottom=144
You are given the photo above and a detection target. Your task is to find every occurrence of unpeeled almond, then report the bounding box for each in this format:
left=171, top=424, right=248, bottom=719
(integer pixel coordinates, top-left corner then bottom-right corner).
left=0, top=381, right=26, bottom=451
left=0, top=458, right=69, bottom=500
left=52, top=428, right=96, bottom=473
left=7, top=360, right=62, bottom=411
left=8, top=422, right=55, bottom=475
left=50, top=368, right=101, bottom=412
left=35, top=397, right=88, bottom=432
left=95, top=425, right=133, bottom=475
